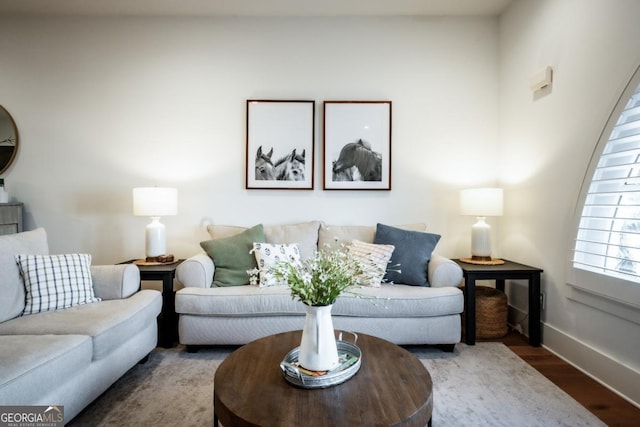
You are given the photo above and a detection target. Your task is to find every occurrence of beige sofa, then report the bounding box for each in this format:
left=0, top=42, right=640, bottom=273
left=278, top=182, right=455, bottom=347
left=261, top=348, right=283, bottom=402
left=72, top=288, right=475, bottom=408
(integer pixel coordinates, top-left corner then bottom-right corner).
left=0, top=228, right=162, bottom=424
left=175, top=221, right=464, bottom=350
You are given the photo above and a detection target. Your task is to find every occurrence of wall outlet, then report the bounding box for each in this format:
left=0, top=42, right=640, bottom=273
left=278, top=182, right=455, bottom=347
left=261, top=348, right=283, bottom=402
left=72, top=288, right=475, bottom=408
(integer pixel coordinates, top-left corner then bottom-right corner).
left=540, top=292, right=546, bottom=311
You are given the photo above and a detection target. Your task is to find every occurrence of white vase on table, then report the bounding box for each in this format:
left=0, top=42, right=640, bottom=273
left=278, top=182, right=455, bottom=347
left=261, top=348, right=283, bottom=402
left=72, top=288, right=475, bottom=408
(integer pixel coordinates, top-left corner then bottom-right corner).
left=298, top=304, right=339, bottom=372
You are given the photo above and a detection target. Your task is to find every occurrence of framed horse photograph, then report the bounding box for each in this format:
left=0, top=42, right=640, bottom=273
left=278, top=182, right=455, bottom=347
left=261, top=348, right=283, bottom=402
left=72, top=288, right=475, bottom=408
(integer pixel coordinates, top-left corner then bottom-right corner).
left=246, top=99, right=315, bottom=189
left=323, top=100, right=392, bottom=190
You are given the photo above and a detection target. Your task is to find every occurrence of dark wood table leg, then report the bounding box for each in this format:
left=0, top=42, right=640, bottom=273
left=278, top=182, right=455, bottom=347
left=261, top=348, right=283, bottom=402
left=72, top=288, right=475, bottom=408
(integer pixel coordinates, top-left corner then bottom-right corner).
left=464, top=276, right=476, bottom=345
left=529, top=272, right=542, bottom=347
left=121, top=260, right=183, bottom=349
left=496, top=279, right=505, bottom=293
left=160, top=274, right=177, bottom=348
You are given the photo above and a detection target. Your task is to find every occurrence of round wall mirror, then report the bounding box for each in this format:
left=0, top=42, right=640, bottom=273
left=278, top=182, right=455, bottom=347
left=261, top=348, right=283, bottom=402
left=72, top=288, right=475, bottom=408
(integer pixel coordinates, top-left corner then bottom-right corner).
left=0, top=105, right=18, bottom=175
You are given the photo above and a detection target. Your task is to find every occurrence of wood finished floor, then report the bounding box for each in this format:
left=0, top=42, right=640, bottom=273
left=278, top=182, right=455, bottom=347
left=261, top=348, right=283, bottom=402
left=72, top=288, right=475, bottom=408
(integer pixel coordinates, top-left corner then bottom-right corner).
left=494, top=330, right=640, bottom=427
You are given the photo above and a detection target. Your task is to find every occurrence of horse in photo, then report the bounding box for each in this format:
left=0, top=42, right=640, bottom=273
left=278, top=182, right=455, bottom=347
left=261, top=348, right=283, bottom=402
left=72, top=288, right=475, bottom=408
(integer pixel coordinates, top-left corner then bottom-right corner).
left=255, top=146, right=276, bottom=180
left=275, top=148, right=305, bottom=181
left=332, top=139, right=382, bottom=181
left=332, top=162, right=361, bottom=181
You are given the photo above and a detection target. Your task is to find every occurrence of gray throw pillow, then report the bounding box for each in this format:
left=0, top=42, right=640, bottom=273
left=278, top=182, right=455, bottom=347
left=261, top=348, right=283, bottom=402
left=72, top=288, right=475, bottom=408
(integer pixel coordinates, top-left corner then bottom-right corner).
left=373, top=223, right=441, bottom=286
left=200, top=224, right=266, bottom=287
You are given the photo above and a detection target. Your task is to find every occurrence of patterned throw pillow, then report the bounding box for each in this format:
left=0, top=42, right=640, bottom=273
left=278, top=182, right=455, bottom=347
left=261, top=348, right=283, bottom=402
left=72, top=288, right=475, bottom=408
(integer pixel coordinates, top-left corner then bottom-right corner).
left=16, top=253, right=101, bottom=315
left=250, top=242, right=301, bottom=287
left=348, top=240, right=395, bottom=287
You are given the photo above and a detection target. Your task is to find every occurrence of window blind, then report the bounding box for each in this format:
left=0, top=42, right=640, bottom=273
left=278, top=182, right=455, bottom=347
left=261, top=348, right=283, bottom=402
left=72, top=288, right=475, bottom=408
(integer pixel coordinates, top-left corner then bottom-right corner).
left=573, top=83, right=640, bottom=283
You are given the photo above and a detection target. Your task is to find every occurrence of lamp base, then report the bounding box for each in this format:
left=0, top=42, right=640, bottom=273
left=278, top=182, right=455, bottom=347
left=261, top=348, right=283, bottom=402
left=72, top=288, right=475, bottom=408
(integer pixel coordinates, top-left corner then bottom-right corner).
left=459, top=257, right=505, bottom=265
left=472, top=255, right=493, bottom=261
left=145, top=254, right=175, bottom=263
left=145, top=216, right=166, bottom=258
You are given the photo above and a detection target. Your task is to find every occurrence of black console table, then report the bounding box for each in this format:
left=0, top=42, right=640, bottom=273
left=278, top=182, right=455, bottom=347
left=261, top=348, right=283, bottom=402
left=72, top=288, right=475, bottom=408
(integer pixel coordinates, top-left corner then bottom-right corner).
left=453, top=259, right=543, bottom=347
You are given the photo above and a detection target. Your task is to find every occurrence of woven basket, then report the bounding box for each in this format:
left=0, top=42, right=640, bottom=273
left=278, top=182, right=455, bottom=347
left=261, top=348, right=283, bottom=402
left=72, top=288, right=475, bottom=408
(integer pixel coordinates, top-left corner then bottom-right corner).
left=460, top=286, right=508, bottom=339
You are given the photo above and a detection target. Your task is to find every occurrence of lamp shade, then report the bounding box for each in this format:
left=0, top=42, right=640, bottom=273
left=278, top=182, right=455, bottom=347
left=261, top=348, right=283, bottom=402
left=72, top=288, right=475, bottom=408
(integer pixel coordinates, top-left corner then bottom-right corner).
left=460, top=188, right=503, bottom=217
left=133, top=187, right=178, bottom=217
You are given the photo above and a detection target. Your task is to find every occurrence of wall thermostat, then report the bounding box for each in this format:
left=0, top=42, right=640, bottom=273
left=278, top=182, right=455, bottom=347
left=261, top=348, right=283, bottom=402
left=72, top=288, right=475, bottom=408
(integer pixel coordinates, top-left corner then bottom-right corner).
left=530, top=66, right=553, bottom=92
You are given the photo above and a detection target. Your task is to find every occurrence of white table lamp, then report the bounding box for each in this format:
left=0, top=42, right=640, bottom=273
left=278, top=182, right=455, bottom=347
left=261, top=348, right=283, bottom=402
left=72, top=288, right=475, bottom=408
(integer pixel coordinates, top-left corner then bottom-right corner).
left=460, top=188, right=503, bottom=261
left=133, top=187, right=177, bottom=258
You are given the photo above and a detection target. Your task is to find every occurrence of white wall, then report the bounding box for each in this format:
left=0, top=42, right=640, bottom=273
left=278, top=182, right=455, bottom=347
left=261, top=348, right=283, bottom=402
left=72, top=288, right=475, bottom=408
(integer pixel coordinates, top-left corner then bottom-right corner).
left=0, top=16, right=499, bottom=263
left=499, top=0, right=640, bottom=405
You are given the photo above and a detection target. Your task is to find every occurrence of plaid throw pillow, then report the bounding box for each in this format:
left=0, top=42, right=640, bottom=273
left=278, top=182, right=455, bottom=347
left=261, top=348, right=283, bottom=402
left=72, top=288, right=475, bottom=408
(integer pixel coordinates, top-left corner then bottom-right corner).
left=16, top=253, right=101, bottom=315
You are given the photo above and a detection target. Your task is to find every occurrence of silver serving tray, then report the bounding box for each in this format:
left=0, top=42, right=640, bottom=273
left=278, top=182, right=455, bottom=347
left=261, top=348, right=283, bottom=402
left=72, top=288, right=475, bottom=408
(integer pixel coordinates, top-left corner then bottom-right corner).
left=280, top=332, right=362, bottom=389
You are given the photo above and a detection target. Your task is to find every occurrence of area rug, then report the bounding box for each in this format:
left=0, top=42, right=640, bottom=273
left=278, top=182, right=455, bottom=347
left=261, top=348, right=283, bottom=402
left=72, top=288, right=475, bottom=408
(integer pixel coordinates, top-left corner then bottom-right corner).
left=68, top=342, right=605, bottom=426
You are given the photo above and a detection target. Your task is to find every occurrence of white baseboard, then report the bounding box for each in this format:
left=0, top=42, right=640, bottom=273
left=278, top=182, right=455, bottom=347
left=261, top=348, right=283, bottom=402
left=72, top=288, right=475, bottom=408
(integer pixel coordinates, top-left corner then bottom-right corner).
left=542, top=323, right=640, bottom=409
left=507, top=305, right=529, bottom=335
left=507, top=305, right=640, bottom=408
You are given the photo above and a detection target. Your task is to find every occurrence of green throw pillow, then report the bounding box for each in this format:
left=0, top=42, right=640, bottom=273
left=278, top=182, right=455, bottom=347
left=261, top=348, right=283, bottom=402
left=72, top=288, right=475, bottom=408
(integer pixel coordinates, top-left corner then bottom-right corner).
left=200, top=224, right=266, bottom=287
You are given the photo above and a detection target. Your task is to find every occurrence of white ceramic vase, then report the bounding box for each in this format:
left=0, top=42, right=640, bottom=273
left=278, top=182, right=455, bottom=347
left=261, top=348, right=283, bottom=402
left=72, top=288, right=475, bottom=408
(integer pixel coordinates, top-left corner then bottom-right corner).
left=298, top=304, right=339, bottom=371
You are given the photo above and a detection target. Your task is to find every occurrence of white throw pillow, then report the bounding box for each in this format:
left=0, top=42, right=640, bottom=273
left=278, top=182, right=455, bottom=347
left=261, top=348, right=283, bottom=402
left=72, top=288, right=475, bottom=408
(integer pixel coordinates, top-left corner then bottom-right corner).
left=348, top=240, right=395, bottom=287
left=16, top=253, right=101, bottom=315
left=250, top=243, right=301, bottom=287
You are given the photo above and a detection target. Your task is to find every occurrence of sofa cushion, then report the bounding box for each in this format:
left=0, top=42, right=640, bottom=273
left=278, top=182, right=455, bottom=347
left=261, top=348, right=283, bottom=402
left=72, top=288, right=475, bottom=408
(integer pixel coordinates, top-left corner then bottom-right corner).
left=201, top=224, right=265, bottom=287
left=0, top=334, right=92, bottom=404
left=175, top=284, right=462, bottom=318
left=348, top=240, right=395, bottom=287
left=206, top=224, right=247, bottom=240
left=176, top=286, right=304, bottom=316
left=263, top=221, right=320, bottom=260
left=250, top=242, right=300, bottom=287
left=16, top=253, right=101, bottom=315
left=318, top=222, right=427, bottom=250
left=0, top=228, right=49, bottom=323
left=0, top=289, right=162, bottom=361
left=374, top=223, right=441, bottom=287
left=208, top=221, right=320, bottom=261
left=318, top=223, right=376, bottom=250
left=334, top=284, right=463, bottom=317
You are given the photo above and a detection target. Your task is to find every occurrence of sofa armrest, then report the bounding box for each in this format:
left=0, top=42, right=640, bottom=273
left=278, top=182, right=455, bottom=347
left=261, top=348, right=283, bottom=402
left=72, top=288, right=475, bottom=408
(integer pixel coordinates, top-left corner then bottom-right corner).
left=175, top=253, right=214, bottom=288
left=428, top=254, right=463, bottom=288
left=91, top=264, right=140, bottom=300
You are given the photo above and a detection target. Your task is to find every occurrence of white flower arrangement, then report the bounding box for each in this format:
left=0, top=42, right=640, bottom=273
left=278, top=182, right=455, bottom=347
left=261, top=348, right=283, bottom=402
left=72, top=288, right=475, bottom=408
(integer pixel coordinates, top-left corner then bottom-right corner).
left=251, top=244, right=390, bottom=306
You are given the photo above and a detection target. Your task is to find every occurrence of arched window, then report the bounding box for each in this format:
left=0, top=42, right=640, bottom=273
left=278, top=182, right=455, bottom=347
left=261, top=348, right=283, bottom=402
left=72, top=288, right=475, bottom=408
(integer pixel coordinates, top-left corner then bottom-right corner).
left=573, top=82, right=640, bottom=281
left=569, top=66, right=640, bottom=314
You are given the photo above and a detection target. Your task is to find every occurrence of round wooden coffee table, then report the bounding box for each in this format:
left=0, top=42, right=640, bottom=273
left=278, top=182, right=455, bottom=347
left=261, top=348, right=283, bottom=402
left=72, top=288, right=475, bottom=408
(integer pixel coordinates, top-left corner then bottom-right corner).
left=214, top=331, right=433, bottom=427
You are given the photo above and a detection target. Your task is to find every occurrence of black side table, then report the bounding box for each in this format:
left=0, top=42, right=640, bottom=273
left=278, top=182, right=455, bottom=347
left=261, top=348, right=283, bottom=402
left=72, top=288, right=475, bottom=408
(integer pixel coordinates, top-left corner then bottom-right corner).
left=453, top=259, right=543, bottom=347
left=120, top=259, right=184, bottom=348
